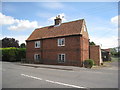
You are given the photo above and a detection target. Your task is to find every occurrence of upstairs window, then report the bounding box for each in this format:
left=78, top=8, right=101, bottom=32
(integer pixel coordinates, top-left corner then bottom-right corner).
left=35, top=41, right=40, bottom=48
left=58, top=54, right=65, bottom=63
left=58, top=38, right=65, bottom=46
left=34, top=54, right=40, bottom=61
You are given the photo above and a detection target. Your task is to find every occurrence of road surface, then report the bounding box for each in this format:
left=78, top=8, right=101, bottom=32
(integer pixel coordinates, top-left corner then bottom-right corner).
left=1, top=61, right=118, bottom=88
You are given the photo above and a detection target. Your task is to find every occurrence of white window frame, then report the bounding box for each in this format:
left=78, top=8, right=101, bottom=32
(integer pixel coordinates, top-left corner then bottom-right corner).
left=34, top=54, right=40, bottom=61
left=35, top=41, right=40, bottom=48
left=58, top=54, right=65, bottom=63
left=58, top=38, right=65, bottom=46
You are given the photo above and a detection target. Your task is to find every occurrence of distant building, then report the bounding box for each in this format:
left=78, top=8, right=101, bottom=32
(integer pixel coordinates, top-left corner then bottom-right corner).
left=101, top=49, right=111, bottom=61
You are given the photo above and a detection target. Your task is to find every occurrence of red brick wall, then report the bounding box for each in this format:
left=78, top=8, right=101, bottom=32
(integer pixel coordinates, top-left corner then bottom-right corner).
left=89, top=45, right=101, bottom=65
left=26, top=41, right=42, bottom=63
left=79, top=37, right=89, bottom=66
left=26, top=35, right=89, bottom=66
left=82, top=37, right=89, bottom=61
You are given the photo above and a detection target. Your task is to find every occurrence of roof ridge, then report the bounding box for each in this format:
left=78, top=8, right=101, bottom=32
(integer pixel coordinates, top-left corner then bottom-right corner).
left=35, top=19, right=84, bottom=30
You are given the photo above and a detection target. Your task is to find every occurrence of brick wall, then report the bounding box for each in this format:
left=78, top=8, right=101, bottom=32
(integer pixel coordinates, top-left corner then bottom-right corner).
left=27, top=36, right=80, bottom=65
left=26, top=35, right=89, bottom=67
left=89, top=45, right=102, bottom=65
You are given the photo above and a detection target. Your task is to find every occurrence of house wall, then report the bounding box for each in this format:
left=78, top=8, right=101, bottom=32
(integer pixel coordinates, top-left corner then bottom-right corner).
left=42, top=36, right=81, bottom=66
left=79, top=20, right=89, bottom=65
left=26, top=41, right=42, bottom=63
left=26, top=35, right=89, bottom=66
left=26, top=36, right=81, bottom=66
left=82, top=37, right=89, bottom=62
left=89, top=45, right=102, bottom=65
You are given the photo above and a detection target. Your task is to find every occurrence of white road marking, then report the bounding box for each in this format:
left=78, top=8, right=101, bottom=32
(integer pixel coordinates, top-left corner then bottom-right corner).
left=21, top=74, right=42, bottom=80
left=21, top=73, right=86, bottom=88
left=45, top=79, right=85, bottom=88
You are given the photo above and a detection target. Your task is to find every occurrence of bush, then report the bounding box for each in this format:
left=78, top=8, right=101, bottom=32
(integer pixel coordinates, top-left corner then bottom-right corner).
left=1, top=47, right=26, bottom=62
left=83, top=59, right=94, bottom=68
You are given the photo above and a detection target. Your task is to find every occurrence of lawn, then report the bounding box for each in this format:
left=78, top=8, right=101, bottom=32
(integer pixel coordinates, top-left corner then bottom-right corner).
left=111, top=56, right=119, bottom=62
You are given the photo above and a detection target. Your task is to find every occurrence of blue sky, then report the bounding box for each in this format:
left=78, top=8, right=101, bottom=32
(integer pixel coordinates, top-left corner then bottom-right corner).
left=1, top=2, right=118, bottom=49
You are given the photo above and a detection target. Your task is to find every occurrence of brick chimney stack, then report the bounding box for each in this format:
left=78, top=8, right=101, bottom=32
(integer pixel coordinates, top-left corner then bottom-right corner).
left=54, top=15, right=62, bottom=25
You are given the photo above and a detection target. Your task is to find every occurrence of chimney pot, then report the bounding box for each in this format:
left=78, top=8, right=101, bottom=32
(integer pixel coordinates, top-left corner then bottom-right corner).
left=54, top=15, right=62, bottom=25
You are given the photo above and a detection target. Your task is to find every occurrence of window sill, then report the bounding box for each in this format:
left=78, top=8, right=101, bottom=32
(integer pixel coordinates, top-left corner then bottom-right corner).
left=58, top=45, right=65, bottom=47
left=58, top=61, right=65, bottom=63
left=35, top=47, right=40, bottom=48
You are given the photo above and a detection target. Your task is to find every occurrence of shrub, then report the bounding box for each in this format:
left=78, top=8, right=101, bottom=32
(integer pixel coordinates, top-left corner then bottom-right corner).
left=1, top=47, right=26, bottom=62
left=83, top=59, right=94, bottom=68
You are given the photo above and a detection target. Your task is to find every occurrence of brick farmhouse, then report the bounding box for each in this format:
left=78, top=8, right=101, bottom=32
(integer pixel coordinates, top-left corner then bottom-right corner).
left=26, top=16, right=92, bottom=67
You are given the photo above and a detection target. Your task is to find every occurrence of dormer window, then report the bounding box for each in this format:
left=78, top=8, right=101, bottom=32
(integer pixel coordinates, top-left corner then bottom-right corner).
left=35, top=41, right=40, bottom=48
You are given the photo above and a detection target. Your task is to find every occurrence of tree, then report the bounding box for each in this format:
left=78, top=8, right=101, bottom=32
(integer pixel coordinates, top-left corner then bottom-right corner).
left=0, top=40, right=2, bottom=48
left=20, top=43, right=26, bottom=48
left=110, top=47, right=120, bottom=57
left=2, top=37, right=19, bottom=48
left=89, top=41, right=96, bottom=45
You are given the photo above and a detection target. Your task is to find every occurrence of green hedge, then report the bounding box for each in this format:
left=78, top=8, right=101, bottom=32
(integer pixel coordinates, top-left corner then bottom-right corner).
left=83, top=59, right=94, bottom=68
left=0, top=47, right=26, bottom=62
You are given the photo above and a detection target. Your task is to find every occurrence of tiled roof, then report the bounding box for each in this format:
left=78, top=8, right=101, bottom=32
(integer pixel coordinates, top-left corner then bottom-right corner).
left=26, top=19, right=84, bottom=41
left=101, top=49, right=110, bottom=52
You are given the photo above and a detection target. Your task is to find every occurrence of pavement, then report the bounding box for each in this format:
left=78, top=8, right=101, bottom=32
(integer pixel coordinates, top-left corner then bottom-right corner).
left=1, top=60, right=119, bottom=88
left=16, top=62, right=89, bottom=71
left=15, top=60, right=118, bottom=71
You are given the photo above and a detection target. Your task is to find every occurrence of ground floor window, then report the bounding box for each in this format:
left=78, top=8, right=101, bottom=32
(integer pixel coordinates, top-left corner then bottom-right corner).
left=34, top=54, right=40, bottom=61
left=58, top=54, right=65, bottom=63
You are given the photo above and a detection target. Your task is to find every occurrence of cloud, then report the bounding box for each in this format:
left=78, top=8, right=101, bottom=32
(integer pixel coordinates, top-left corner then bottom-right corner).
left=89, top=26, right=117, bottom=32
left=8, top=20, right=39, bottom=31
left=90, top=36, right=118, bottom=49
left=111, top=15, right=120, bottom=25
left=41, top=2, right=64, bottom=9
left=0, top=13, right=18, bottom=25
left=48, top=13, right=67, bottom=23
left=0, top=13, right=40, bottom=31
left=88, top=15, right=118, bottom=49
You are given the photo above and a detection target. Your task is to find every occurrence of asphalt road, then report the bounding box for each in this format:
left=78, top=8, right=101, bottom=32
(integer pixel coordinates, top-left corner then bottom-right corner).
left=1, top=61, right=118, bottom=88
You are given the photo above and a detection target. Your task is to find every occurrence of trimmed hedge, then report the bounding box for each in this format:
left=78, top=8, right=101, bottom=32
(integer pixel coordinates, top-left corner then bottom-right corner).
left=0, top=47, right=26, bottom=62
left=83, top=59, right=94, bottom=68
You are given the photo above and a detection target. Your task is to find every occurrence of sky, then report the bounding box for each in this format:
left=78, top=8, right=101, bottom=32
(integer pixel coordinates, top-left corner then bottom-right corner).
left=0, top=2, right=119, bottom=49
